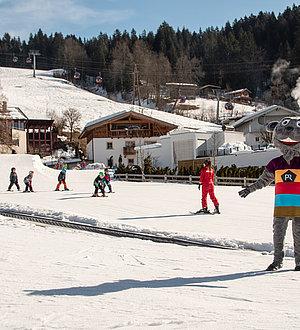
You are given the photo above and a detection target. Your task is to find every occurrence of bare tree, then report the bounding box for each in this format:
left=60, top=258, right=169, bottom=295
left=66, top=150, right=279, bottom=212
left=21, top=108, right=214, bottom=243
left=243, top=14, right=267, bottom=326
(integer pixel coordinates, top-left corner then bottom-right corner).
left=0, top=83, right=13, bottom=151
left=59, top=37, right=88, bottom=71
left=47, top=110, right=66, bottom=135
left=62, top=108, right=82, bottom=142
left=175, top=54, right=204, bottom=84
left=260, top=131, right=273, bottom=145
left=110, top=40, right=134, bottom=93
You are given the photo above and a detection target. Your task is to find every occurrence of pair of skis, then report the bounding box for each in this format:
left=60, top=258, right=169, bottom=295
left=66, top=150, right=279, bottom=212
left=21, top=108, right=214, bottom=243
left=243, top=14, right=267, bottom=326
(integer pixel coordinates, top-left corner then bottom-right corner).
left=190, top=210, right=220, bottom=215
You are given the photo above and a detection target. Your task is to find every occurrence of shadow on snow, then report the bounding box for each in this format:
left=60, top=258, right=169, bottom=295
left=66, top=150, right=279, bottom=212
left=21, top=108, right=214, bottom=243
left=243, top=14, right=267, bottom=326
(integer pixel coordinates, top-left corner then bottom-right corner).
left=25, top=270, right=291, bottom=297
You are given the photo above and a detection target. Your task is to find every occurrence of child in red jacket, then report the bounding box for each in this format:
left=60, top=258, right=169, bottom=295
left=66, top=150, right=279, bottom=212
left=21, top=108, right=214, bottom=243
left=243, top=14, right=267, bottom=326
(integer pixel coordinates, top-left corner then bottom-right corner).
left=196, top=160, right=220, bottom=214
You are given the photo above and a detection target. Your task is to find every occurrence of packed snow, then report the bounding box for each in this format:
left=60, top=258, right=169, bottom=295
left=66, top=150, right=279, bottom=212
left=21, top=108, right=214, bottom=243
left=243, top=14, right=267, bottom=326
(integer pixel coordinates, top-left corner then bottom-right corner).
left=1, top=216, right=299, bottom=329
left=0, top=67, right=220, bottom=132
left=1, top=154, right=300, bottom=329
left=0, top=154, right=295, bottom=254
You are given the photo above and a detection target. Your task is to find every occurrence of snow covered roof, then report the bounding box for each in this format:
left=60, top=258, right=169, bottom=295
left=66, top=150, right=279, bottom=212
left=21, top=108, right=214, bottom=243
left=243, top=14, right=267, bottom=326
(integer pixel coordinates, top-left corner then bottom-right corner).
left=224, top=88, right=252, bottom=96
left=82, top=108, right=221, bottom=135
left=166, top=82, right=198, bottom=87
left=7, top=107, right=27, bottom=120
left=233, top=105, right=300, bottom=128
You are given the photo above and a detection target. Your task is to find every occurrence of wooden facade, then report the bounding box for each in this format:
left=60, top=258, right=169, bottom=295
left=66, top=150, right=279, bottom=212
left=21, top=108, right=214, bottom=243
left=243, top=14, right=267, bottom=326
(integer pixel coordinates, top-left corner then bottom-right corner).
left=26, top=119, right=57, bottom=156
left=166, top=83, right=199, bottom=100
left=223, top=89, right=252, bottom=105
left=80, top=111, right=177, bottom=144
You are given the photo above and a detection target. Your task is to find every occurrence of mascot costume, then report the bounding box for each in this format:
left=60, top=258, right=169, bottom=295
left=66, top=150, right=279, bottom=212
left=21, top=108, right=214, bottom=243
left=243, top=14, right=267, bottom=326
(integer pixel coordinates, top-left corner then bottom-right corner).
left=239, top=117, right=300, bottom=271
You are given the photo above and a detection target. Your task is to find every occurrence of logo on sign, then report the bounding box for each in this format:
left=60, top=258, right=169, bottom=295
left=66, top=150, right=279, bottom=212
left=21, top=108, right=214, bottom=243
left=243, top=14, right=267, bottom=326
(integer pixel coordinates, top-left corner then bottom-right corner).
left=281, top=170, right=297, bottom=182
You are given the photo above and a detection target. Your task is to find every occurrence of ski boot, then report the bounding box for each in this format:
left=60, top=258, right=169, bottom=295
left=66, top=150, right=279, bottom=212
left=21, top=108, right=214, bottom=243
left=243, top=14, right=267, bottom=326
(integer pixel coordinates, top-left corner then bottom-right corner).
left=214, top=205, right=220, bottom=214
left=64, top=188, right=70, bottom=191
left=55, top=188, right=60, bottom=191
left=92, top=193, right=99, bottom=197
left=195, top=208, right=210, bottom=214
left=266, top=262, right=283, bottom=271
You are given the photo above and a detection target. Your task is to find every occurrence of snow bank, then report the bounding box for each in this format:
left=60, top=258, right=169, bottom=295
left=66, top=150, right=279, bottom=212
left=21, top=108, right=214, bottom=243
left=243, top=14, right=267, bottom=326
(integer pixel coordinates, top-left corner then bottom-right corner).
left=0, top=202, right=293, bottom=256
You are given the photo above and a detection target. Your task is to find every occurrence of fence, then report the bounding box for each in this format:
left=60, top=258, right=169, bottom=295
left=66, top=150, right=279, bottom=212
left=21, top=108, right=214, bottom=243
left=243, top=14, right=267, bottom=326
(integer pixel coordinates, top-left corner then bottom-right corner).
left=114, top=173, right=259, bottom=186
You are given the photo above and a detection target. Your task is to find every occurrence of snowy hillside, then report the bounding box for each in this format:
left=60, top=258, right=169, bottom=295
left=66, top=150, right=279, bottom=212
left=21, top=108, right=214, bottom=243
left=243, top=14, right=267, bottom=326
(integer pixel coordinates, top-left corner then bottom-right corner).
left=0, top=67, right=220, bottom=132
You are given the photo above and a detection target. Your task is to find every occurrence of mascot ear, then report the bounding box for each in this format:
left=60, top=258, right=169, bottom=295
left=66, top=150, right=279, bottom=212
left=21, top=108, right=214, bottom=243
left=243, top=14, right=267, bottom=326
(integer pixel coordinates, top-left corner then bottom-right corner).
left=266, top=121, right=278, bottom=132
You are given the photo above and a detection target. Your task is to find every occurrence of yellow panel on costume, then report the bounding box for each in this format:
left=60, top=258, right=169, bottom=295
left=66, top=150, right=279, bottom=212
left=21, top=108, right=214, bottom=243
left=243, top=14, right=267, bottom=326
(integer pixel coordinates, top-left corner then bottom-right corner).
left=275, top=169, right=300, bottom=183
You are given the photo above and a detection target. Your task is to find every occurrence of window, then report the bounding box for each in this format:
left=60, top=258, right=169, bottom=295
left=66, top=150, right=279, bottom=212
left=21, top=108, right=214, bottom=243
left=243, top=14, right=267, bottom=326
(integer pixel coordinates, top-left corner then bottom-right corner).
left=128, top=158, right=134, bottom=165
left=125, top=141, right=135, bottom=147
left=255, top=137, right=259, bottom=142
left=107, top=142, right=113, bottom=150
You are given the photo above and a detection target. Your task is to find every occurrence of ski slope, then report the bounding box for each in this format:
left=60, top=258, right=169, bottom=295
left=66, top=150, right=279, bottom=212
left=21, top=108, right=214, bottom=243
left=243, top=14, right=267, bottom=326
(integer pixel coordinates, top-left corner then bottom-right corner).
left=1, top=216, right=299, bottom=329
left=0, top=154, right=295, bottom=255
left=0, top=67, right=220, bottom=132
left=1, top=154, right=300, bottom=329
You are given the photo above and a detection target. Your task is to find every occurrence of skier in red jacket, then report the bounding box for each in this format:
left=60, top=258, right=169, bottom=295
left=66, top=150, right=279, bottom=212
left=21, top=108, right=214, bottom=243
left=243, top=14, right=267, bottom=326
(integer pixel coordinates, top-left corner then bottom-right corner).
left=196, top=160, right=220, bottom=214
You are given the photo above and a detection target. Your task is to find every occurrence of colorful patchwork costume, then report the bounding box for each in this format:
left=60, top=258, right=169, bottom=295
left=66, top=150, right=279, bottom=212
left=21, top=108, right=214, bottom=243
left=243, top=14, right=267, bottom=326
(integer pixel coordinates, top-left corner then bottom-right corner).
left=239, top=117, right=300, bottom=271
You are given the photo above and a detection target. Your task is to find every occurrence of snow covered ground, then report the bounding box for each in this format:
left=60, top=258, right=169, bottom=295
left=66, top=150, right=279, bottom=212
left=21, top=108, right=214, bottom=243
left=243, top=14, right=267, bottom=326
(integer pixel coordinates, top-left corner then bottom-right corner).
left=1, top=216, right=299, bottom=329
left=1, top=154, right=300, bottom=328
left=179, top=97, right=256, bottom=120
left=0, top=154, right=295, bottom=254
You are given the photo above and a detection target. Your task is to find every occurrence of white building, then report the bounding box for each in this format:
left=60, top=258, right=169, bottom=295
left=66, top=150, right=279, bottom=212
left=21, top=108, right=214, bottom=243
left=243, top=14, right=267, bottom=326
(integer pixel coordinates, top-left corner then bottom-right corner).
left=233, top=105, right=299, bottom=149
left=143, top=129, right=244, bottom=169
left=80, top=109, right=245, bottom=169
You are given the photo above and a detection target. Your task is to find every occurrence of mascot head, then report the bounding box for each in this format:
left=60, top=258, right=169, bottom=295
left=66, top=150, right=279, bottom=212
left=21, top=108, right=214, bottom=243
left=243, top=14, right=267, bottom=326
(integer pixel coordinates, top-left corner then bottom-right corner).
left=267, top=117, right=300, bottom=163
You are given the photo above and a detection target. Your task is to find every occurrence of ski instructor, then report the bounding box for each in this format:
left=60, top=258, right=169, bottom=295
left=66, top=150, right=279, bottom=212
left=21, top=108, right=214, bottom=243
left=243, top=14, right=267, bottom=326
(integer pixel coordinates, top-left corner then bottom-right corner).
left=196, top=159, right=220, bottom=214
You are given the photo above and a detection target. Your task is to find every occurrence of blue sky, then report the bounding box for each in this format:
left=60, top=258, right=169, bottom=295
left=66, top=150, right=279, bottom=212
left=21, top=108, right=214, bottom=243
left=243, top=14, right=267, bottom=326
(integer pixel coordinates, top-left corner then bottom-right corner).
left=0, top=0, right=297, bottom=39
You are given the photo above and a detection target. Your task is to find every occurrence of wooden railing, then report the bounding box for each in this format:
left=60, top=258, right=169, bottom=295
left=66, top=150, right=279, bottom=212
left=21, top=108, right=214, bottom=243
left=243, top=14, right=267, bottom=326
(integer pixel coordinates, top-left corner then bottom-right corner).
left=123, top=146, right=136, bottom=156
left=110, top=129, right=152, bottom=138
left=114, top=174, right=259, bottom=186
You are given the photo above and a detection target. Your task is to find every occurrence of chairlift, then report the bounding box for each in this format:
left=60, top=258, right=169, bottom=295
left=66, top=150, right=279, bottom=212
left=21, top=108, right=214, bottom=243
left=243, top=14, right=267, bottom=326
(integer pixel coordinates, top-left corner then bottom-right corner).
left=225, top=102, right=234, bottom=111
left=13, top=56, right=18, bottom=63
left=74, top=71, right=81, bottom=80
left=95, top=75, right=102, bottom=85
left=26, top=57, right=32, bottom=64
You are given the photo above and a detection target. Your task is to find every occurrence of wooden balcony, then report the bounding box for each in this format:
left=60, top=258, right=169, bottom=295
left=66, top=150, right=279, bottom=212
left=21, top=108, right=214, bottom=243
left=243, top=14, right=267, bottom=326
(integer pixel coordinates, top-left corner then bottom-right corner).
left=110, top=129, right=153, bottom=138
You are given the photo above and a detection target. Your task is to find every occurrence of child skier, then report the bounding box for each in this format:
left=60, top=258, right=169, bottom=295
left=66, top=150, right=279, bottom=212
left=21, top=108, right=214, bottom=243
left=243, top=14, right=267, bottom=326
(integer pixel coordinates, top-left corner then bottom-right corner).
left=92, top=171, right=106, bottom=197
left=103, top=168, right=113, bottom=193
left=55, top=165, right=69, bottom=191
left=196, top=160, right=220, bottom=214
left=23, top=171, right=34, bottom=192
left=7, top=167, right=20, bottom=191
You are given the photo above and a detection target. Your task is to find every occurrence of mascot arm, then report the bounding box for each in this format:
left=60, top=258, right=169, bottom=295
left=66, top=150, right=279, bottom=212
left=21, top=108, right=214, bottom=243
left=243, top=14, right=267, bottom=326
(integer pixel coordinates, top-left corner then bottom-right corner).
left=248, top=168, right=274, bottom=192
left=239, top=169, right=274, bottom=198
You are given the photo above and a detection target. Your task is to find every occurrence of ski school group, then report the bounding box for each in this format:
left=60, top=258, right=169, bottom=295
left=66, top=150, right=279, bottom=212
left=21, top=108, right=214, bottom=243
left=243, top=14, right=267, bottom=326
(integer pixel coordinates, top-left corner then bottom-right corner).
left=6, top=165, right=114, bottom=197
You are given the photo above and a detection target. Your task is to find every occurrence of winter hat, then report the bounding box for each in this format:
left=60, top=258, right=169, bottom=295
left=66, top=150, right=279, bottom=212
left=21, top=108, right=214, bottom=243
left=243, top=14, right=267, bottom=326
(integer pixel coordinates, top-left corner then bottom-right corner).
left=99, top=170, right=104, bottom=177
